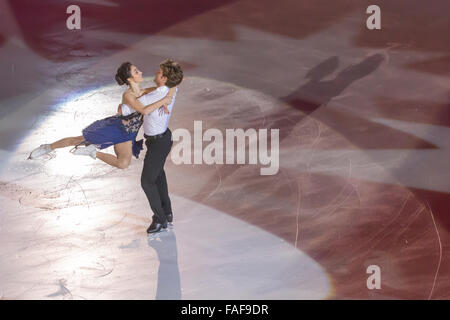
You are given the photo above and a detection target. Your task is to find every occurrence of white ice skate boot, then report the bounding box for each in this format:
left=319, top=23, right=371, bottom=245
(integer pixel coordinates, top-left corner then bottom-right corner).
left=72, top=144, right=97, bottom=159
left=28, top=144, right=52, bottom=159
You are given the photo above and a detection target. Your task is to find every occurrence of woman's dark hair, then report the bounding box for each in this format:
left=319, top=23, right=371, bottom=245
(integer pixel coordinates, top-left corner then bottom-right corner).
left=115, top=62, right=133, bottom=85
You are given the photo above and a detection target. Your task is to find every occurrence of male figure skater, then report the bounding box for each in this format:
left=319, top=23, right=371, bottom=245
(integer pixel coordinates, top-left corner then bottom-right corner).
left=122, top=59, right=183, bottom=234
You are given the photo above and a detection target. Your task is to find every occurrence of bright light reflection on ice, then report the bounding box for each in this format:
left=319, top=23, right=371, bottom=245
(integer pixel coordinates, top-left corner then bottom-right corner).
left=0, top=78, right=332, bottom=299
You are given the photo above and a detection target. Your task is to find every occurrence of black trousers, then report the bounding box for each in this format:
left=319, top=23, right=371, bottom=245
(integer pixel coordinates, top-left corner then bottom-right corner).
left=141, top=129, right=173, bottom=224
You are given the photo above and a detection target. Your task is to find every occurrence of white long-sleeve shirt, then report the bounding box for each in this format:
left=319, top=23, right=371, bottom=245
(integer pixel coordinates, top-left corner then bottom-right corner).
left=121, top=85, right=177, bottom=135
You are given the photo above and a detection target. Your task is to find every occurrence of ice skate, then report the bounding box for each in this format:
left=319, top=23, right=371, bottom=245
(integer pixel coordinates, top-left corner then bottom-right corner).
left=71, top=144, right=97, bottom=159
left=28, top=144, right=52, bottom=159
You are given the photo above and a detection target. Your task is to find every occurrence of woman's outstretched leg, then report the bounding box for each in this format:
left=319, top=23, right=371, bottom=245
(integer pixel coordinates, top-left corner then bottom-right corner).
left=29, top=135, right=85, bottom=159
left=50, top=136, right=85, bottom=150
left=95, top=140, right=132, bottom=169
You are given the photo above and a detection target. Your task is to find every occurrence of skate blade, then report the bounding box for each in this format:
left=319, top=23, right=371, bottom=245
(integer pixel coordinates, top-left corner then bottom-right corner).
left=69, top=146, right=79, bottom=154
left=28, top=152, right=55, bottom=160
left=69, top=141, right=89, bottom=154
left=146, top=228, right=169, bottom=239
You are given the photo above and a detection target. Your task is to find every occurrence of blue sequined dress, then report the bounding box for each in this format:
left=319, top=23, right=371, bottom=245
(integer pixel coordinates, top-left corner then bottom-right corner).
left=82, top=112, right=144, bottom=158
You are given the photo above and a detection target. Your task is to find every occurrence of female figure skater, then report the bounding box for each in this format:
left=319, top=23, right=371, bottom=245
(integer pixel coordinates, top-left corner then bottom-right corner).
left=29, top=62, right=176, bottom=169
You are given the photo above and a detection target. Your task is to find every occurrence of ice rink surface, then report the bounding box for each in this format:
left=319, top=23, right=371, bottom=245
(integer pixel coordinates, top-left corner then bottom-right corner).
left=0, top=0, right=449, bottom=299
